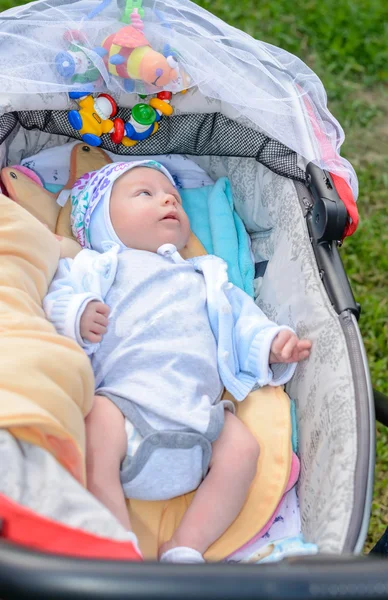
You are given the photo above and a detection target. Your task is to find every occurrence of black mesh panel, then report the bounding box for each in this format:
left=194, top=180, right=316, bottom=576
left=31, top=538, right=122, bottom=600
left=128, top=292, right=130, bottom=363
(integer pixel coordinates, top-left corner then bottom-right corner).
left=0, top=112, right=18, bottom=145
left=0, top=110, right=306, bottom=182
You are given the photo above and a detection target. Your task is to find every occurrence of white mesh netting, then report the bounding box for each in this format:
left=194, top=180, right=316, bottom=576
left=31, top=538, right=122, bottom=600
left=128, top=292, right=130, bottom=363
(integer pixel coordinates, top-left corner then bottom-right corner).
left=0, top=0, right=358, bottom=198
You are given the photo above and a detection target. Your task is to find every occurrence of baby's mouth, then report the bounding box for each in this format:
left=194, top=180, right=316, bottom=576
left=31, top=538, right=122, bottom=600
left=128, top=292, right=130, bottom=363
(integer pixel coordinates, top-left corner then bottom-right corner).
left=162, top=211, right=179, bottom=222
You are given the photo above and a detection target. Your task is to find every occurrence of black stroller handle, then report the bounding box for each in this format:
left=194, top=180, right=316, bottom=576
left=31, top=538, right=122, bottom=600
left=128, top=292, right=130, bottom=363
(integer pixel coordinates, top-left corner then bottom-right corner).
left=1, top=540, right=388, bottom=600
left=374, top=389, right=388, bottom=427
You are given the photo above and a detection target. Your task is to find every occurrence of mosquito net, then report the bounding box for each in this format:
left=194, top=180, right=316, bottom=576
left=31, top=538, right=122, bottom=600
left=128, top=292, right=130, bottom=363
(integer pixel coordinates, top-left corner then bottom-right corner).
left=0, top=0, right=358, bottom=199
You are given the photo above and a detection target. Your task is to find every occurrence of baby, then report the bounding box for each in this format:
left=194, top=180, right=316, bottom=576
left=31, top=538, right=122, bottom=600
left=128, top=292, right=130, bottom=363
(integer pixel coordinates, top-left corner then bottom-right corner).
left=44, top=160, right=311, bottom=563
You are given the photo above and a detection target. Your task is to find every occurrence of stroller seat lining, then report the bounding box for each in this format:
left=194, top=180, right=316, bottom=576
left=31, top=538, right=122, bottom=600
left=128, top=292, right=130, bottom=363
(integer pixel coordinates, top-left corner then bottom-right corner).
left=0, top=120, right=373, bottom=554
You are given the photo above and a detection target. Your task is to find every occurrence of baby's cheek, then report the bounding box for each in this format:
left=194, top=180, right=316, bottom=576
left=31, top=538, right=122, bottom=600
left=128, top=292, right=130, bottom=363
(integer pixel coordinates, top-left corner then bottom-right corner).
left=110, top=199, right=129, bottom=229
left=182, top=213, right=191, bottom=236
left=128, top=207, right=158, bottom=241
left=133, top=206, right=158, bottom=231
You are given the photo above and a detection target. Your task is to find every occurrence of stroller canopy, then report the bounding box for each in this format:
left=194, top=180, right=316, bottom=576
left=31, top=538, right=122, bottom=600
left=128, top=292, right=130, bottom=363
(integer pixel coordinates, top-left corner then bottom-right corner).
left=0, top=0, right=357, bottom=200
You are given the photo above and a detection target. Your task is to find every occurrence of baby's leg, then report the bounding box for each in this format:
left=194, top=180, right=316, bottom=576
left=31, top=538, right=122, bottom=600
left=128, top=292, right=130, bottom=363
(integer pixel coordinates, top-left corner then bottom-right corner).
left=85, top=395, right=130, bottom=530
left=159, top=410, right=260, bottom=559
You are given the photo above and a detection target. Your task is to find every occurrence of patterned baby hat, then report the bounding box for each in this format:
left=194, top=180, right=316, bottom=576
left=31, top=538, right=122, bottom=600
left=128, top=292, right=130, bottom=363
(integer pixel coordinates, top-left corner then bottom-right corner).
left=71, top=160, right=176, bottom=249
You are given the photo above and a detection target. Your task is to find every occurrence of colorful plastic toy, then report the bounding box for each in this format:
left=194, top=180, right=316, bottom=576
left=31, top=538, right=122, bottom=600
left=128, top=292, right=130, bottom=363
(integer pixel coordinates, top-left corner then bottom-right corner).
left=95, top=8, right=178, bottom=92
left=55, top=31, right=101, bottom=88
left=121, top=91, right=173, bottom=146
left=149, top=90, right=173, bottom=116
left=68, top=93, right=125, bottom=146
left=122, top=103, right=159, bottom=147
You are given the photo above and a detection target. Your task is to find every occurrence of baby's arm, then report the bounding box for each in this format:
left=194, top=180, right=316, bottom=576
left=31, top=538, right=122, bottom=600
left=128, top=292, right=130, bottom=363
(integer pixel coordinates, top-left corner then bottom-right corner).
left=228, top=285, right=311, bottom=387
left=43, top=257, right=102, bottom=350
left=43, top=248, right=118, bottom=354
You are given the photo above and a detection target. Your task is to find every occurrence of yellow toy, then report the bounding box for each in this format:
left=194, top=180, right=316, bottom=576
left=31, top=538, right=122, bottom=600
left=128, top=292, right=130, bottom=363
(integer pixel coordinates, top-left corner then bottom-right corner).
left=68, top=93, right=124, bottom=147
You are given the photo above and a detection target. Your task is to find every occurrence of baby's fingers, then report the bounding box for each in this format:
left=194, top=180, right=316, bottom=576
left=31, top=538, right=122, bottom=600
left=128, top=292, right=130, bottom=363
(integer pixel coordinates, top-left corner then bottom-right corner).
left=298, top=339, right=312, bottom=351
left=280, top=335, right=299, bottom=362
left=84, top=331, right=102, bottom=343
left=95, top=303, right=110, bottom=317
left=297, top=349, right=311, bottom=361
left=292, top=340, right=312, bottom=362
left=270, top=330, right=293, bottom=356
left=93, top=312, right=109, bottom=328
left=90, top=322, right=107, bottom=335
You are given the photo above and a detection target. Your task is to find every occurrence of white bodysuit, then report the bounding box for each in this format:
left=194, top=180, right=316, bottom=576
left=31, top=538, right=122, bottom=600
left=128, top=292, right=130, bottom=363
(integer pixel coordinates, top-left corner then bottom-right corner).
left=44, top=244, right=296, bottom=501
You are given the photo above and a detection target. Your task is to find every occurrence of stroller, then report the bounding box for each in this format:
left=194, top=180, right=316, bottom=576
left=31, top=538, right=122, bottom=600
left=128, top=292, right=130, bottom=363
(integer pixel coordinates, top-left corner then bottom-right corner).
left=0, top=0, right=387, bottom=597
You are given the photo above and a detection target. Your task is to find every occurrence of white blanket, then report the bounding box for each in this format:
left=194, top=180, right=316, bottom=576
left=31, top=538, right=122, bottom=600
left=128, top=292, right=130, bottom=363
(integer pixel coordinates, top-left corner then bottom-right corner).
left=20, top=142, right=214, bottom=192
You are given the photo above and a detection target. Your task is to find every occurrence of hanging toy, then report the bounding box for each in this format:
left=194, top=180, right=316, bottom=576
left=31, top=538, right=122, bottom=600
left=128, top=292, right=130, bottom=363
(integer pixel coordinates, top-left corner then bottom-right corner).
left=121, top=91, right=173, bottom=146
left=149, top=90, right=173, bottom=116
left=95, top=2, right=178, bottom=92
left=161, top=43, right=191, bottom=94
left=68, top=93, right=125, bottom=146
left=55, top=31, right=102, bottom=88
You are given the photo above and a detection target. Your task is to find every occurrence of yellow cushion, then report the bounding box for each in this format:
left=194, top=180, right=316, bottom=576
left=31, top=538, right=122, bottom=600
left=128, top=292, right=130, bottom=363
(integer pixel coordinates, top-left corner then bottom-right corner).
left=129, top=386, right=291, bottom=560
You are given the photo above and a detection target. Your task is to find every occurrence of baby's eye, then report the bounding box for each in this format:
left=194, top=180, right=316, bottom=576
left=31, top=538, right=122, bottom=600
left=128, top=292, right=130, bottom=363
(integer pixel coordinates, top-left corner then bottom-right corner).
left=138, top=190, right=152, bottom=197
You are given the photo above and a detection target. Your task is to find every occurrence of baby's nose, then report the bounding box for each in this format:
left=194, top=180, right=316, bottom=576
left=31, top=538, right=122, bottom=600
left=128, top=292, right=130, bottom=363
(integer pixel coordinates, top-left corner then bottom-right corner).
left=162, top=194, right=177, bottom=206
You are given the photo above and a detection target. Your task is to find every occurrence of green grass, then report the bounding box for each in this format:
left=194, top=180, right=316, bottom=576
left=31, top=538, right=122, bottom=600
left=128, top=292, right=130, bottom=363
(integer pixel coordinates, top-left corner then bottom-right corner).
left=341, top=90, right=388, bottom=550
left=1, top=0, right=387, bottom=552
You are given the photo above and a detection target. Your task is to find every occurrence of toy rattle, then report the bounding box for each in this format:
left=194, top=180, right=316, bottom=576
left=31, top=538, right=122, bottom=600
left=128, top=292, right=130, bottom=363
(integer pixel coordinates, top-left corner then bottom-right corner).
left=68, top=93, right=125, bottom=146
left=67, top=88, right=174, bottom=147
left=122, top=91, right=173, bottom=146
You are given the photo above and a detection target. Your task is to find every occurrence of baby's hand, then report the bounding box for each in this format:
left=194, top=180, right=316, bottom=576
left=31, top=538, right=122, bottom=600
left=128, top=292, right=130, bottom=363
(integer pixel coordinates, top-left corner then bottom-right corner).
left=269, top=330, right=312, bottom=364
left=80, top=301, right=110, bottom=343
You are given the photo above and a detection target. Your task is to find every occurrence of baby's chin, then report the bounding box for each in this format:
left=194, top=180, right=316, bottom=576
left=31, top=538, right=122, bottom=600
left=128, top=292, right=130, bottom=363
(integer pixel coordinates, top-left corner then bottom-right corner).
left=175, top=231, right=191, bottom=249
left=128, top=233, right=190, bottom=253
left=158, top=230, right=190, bottom=252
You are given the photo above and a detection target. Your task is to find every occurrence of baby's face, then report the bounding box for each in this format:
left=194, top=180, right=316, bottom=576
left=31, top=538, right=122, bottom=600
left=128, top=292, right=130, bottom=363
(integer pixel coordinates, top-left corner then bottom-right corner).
left=109, top=167, right=190, bottom=252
